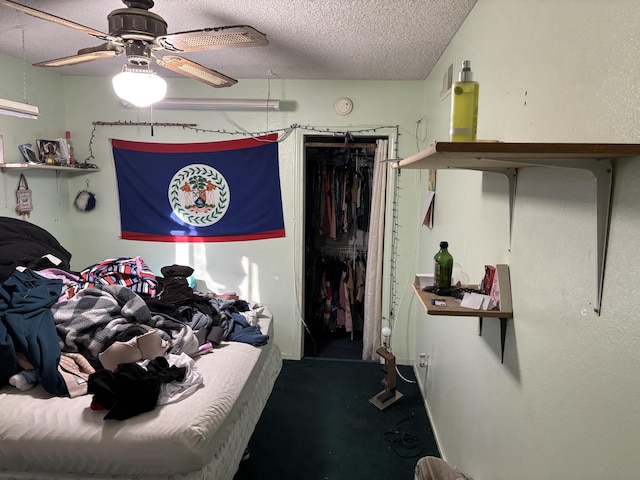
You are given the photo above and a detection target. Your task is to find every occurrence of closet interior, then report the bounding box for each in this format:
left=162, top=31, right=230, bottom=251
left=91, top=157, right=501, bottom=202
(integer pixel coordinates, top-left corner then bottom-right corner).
left=303, top=134, right=384, bottom=360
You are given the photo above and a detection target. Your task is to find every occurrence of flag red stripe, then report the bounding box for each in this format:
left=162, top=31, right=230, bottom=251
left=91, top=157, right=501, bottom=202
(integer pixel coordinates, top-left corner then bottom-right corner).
left=111, top=133, right=278, bottom=153
left=121, top=229, right=285, bottom=242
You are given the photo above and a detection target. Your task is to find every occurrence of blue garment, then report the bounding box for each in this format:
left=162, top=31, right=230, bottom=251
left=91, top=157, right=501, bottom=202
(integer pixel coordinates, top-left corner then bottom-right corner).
left=0, top=268, right=67, bottom=395
left=226, top=313, right=269, bottom=346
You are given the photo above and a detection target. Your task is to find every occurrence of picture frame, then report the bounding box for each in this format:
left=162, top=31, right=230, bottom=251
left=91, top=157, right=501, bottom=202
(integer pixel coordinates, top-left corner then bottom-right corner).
left=36, top=139, right=61, bottom=161
left=19, top=143, right=41, bottom=164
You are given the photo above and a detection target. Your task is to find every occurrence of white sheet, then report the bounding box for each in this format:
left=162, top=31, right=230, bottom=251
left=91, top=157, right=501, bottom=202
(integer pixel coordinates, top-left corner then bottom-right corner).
left=0, top=304, right=282, bottom=480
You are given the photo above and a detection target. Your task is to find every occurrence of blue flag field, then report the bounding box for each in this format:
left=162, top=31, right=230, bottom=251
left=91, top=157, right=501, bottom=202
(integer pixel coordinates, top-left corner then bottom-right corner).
left=111, top=134, right=285, bottom=242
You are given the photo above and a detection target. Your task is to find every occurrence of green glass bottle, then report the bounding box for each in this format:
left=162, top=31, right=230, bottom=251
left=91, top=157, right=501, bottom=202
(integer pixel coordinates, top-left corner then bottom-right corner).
left=434, top=241, right=454, bottom=295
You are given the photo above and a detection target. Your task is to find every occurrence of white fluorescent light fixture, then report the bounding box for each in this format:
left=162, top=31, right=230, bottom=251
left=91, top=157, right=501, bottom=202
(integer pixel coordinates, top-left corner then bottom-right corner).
left=134, top=98, right=280, bottom=111
left=0, top=98, right=40, bottom=119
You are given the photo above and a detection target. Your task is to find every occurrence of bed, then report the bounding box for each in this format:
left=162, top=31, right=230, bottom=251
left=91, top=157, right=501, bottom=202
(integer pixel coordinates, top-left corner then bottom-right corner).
left=0, top=217, right=283, bottom=480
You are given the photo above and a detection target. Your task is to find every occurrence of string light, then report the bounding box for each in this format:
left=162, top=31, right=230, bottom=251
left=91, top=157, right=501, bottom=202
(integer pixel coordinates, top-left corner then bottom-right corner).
left=84, top=122, right=402, bottom=179
left=89, top=121, right=400, bottom=140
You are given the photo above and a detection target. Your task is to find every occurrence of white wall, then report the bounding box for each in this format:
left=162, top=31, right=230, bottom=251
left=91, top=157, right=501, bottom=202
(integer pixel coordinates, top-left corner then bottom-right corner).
left=0, top=55, right=425, bottom=362
left=408, top=0, right=640, bottom=478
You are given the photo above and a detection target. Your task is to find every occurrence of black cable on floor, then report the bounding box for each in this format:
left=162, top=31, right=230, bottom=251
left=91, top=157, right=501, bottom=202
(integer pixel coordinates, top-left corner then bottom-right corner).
left=384, top=411, right=424, bottom=458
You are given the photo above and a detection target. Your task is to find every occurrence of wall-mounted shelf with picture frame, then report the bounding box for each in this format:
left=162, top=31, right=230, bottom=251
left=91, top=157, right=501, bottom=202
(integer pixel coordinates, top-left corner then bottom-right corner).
left=1, top=135, right=100, bottom=174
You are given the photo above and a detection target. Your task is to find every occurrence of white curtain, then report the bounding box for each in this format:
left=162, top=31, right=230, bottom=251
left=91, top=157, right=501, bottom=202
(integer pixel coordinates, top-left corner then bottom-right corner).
left=362, top=139, right=388, bottom=360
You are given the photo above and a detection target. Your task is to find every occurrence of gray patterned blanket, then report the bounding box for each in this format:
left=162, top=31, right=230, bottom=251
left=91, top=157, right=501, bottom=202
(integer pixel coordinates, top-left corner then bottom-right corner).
left=51, top=285, right=198, bottom=363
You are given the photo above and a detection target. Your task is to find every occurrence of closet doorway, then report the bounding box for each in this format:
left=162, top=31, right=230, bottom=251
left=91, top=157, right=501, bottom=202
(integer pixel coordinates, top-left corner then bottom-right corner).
left=303, top=134, right=387, bottom=360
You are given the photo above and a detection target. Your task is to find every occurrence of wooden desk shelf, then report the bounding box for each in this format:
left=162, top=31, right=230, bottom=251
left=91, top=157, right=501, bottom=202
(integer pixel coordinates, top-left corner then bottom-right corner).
left=413, top=264, right=513, bottom=362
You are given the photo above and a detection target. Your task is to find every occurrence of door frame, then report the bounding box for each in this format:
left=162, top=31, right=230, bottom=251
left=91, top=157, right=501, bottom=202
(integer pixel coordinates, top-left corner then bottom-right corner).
left=293, top=128, right=398, bottom=360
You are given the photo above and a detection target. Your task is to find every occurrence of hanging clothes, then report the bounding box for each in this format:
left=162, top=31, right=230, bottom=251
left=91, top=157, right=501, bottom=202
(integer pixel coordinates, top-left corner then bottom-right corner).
left=304, top=249, right=366, bottom=333
left=303, top=137, right=382, bottom=359
left=306, top=148, right=374, bottom=243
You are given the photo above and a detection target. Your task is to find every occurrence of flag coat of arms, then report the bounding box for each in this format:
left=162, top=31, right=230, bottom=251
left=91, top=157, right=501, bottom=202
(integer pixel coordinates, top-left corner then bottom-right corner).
left=111, top=134, right=285, bottom=242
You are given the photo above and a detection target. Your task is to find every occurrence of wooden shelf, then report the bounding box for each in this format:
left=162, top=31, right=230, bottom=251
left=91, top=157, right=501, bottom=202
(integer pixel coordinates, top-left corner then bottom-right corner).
left=413, top=284, right=513, bottom=319
left=394, top=142, right=640, bottom=315
left=413, top=264, right=513, bottom=362
left=391, top=142, right=640, bottom=170
left=0, top=163, right=100, bottom=173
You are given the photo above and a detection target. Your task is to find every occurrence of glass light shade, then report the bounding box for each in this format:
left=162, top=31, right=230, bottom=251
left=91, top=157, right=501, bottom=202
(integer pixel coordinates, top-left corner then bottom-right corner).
left=112, top=67, right=167, bottom=108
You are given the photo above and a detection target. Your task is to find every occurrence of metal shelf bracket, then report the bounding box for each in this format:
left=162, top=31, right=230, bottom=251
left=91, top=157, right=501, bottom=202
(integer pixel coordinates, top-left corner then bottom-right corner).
left=494, top=157, right=612, bottom=315
left=479, top=317, right=509, bottom=363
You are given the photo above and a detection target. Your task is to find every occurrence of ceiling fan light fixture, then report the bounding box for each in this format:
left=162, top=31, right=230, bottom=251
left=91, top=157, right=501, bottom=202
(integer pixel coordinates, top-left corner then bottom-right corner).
left=1, top=1, right=268, bottom=94
left=112, top=64, right=167, bottom=107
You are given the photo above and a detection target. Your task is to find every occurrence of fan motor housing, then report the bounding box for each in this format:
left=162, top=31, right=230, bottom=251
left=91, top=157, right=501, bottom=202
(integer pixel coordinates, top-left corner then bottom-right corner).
left=108, top=8, right=168, bottom=41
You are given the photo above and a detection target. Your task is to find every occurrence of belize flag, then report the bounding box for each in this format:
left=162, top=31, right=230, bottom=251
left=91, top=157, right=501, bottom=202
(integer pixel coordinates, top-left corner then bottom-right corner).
left=111, top=134, right=285, bottom=242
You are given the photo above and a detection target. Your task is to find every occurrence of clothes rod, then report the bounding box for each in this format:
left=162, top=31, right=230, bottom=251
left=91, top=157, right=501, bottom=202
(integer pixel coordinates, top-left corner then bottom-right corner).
left=318, top=245, right=368, bottom=253
left=305, top=142, right=378, bottom=148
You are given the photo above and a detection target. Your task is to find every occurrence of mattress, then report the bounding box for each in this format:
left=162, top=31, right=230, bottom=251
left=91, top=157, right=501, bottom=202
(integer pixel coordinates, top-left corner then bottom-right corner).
left=0, top=304, right=282, bottom=480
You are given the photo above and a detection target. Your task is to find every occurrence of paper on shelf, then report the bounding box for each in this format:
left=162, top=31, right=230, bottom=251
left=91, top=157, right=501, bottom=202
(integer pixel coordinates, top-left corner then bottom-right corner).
left=421, top=190, right=435, bottom=228
left=460, top=292, right=494, bottom=310
left=415, top=273, right=434, bottom=290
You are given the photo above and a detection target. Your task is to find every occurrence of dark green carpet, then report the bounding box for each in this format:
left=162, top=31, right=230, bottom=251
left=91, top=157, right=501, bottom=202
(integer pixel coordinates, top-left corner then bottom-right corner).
left=235, top=359, right=440, bottom=480
left=304, top=328, right=364, bottom=360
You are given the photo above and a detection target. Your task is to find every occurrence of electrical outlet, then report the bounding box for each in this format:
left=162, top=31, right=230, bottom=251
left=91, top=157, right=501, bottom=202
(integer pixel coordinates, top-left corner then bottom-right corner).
left=419, top=353, right=428, bottom=368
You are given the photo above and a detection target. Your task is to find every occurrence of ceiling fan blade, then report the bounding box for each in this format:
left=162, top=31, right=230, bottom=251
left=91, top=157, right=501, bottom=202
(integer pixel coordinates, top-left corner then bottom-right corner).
left=34, top=43, right=124, bottom=67
left=0, top=0, right=114, bottom=41
left=157, top=25, right=268, bottom=53
left=156, top=55, right=237, bottom=88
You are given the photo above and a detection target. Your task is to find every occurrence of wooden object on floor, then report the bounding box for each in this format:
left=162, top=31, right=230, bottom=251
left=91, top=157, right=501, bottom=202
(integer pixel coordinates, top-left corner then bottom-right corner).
left=369, top=346, right=403, bottom=410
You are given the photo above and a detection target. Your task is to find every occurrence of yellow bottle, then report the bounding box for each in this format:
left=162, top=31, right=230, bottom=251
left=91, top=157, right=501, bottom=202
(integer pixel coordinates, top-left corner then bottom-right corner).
left=449, top=60, right=479, bottom=142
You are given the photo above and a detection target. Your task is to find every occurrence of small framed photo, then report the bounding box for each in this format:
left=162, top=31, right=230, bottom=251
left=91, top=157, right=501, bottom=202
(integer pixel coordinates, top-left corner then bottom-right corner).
left=37, top=139, right=61, bottom=160
left=19, top=143, right=41, bottom=164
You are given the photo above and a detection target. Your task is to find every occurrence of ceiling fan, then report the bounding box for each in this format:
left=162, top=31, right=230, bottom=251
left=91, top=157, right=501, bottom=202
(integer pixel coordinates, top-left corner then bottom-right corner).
left=0, top=0, right=269, bottom=89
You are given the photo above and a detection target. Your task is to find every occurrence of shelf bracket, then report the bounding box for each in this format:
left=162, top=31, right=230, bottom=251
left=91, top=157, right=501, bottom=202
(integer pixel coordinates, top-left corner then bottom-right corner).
left=494, top=157, right=612, bottom=315
left=56, top=170, right=61, bottom=205
left=478, top=317, right=508, bottom=363
left=587, top=159, right=613, bottom=316
left=486, top=168, right=517, bottom=249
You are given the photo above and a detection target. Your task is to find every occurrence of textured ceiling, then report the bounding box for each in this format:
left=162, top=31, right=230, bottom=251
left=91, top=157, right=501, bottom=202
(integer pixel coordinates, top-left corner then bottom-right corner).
left=0, top=0, right=477, bottom=83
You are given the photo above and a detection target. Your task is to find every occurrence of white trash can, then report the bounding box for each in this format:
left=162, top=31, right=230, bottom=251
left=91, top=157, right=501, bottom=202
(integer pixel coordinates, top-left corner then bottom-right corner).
left=414, top=456, right=473, bottom=480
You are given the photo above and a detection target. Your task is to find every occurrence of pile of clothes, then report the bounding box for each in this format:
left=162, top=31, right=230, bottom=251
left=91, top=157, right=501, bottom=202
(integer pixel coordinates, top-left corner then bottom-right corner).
left=0, top=217, right=269, bottom=420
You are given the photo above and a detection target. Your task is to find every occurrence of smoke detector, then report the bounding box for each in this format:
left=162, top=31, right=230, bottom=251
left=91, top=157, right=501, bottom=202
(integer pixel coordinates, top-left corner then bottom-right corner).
left=335, top=97, right=353, bottom=115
